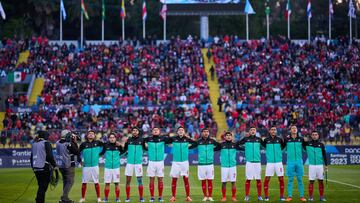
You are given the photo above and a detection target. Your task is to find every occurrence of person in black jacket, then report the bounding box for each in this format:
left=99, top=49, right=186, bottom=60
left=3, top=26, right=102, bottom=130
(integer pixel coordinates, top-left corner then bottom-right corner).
left=30, top=130, right=57, bottom=203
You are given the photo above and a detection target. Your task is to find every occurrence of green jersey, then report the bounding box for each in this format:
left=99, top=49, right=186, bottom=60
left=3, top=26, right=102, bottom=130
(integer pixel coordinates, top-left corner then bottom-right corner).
left=100, top=142, right=124, bottom=169
left=123, top=136, right=145, bottom=165
left=193, top=137, right=221, bottom=165
left=262, top=136, right=285, bottom=163
left=284, top=136, right=306, bottom=163
left=169, top=135, right=196, bottom=162
left=305, top=140, right=327, bottom=166
left=79, top=140, right=103, bottom=167
left=144, top=135, right=171, bottom=162
left=220, top=140, right=242, bottom=168
left=237, top=135, right=263, bottom=163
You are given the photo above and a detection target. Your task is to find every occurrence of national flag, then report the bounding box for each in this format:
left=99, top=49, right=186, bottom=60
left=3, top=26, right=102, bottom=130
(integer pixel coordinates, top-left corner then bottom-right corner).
left=120, top=0, right=126, bottom=19
left=142, top=0, right=147, bottom=21
left=7, top=72, right=26, bottom=83
left=307, top=0, right=312, bottom=19
left=81, top=0, right=89, bottom=20
left=60, top=0, right=66, bottom=20
left=102, top=0, right=105, bottom=20
left=160, top=2, right=167, bottom=20
left=0, top=1, right=6, bottom=20
left=348, top=0, right=356, bottom=19
left=265, top=0, right=270, bottom=15
left=329, top=0, right=334, bottom=17
left=285, top=0, right=292, bottom=20
left=244, top=0, right=255, bottom=14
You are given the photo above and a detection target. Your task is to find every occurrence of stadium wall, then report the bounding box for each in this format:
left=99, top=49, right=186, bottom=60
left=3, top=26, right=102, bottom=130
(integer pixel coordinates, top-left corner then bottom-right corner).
left=1, top=146, right=360, bottom=168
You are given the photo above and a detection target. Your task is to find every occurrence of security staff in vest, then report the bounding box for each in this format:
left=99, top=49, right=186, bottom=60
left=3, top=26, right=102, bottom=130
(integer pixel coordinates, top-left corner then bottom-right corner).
left=56, top=130, right=80, bottom=203
left=30, top=130, right=57, bottom=203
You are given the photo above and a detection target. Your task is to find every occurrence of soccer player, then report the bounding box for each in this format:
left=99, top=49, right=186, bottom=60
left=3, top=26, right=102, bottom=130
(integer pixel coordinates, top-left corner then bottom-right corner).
left=143, top=126, right=171, bottom=202
left=305, top=131, right=328, bottom=202
left=100, top=133, right=125, bottom=203
left=284, top=125, right=307, bottom=202
left=79, top=130, right=104, bottom=203
left=219, top=131, right=242, bottom=202
left=169, top=126, right=197, bottom=202
left=237, top=127, right=264, bottom=201
left=262, top=126, right=286, bottom=201
left=192, top=128, right=221, bottom=202
left=123, top=127, right=146, bottom=202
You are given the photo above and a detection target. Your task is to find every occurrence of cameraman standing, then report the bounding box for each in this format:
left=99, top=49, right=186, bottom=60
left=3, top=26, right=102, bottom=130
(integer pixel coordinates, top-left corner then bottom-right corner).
left=56, top=130, right=80, bottom=203
left=30, top=130, right=57, bottom=203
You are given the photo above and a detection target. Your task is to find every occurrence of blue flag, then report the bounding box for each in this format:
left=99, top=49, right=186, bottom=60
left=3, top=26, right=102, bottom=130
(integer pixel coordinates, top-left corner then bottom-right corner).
left=244, top=0, right=255, bottom=14
left=61, top=0, right=66, bottom=20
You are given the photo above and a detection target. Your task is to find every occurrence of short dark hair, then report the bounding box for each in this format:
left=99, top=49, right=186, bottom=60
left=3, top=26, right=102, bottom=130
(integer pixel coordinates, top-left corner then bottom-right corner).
left=225, top=131, right=232, bottom=136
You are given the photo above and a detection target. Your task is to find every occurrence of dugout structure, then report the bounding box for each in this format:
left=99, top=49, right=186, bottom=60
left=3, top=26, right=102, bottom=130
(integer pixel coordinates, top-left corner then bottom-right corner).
left=167, top=2, right=245, bottom=39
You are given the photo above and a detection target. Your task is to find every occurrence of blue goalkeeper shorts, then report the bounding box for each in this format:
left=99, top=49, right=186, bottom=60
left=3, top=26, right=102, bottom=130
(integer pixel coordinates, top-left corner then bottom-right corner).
left=286, top=160, right=304, bottom=177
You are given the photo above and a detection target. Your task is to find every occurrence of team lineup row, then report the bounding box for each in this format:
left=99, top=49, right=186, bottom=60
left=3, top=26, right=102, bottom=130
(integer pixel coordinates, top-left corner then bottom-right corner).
left=31, top=125, right=328, bottom=203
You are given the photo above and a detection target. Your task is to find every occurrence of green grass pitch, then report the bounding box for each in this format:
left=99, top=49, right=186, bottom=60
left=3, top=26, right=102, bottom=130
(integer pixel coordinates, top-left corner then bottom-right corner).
left=0, top=165, right=360, bottom=203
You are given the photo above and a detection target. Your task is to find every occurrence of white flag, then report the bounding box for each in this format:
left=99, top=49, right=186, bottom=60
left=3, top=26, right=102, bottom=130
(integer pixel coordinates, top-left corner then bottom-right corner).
left=61, top=0, right=66, bottom=20
left=348, top=0, right=356, bottom=19
left=0, top=1, right=6, bottom=20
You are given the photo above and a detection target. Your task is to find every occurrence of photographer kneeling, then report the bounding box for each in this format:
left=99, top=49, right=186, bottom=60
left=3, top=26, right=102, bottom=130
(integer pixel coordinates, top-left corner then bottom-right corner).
left=56, top=130, right=81, bottom=203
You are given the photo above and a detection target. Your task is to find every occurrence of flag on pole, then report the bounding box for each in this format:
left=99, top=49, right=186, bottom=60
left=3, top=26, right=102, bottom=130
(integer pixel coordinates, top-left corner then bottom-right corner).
left=348, top=0, right=356, bottom=19
left=244, top=0, right=255, bottom=14
left=102, top=0, right=105, bottom=20
left=329, top=0, right=334, bottom=17
left=60, top=0, right=66, bottom=20
left=307, top=0, right=312, bottom=19
left=142, top=0, right=147, bottom=21
left=7, top=72, right=26, bottom=83
left=160, top=2, right=167, bottom=20
left=285, top=0, right=292, bottom=19
left=121, top=0, right=126, bottom=19
left=265, top=0, right=270, bottom=15
left=0, top=1, right=6, bottom=20
left=81, top=0, right=89, bottom=20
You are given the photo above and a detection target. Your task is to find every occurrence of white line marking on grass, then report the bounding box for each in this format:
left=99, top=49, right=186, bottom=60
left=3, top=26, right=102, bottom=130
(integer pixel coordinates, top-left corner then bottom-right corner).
left=326, top=179, right=360, bottom=189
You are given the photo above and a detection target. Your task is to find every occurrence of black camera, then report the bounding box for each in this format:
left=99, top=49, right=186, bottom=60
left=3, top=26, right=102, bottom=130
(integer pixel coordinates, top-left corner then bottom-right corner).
left=65, top=132, right=80, bottom=143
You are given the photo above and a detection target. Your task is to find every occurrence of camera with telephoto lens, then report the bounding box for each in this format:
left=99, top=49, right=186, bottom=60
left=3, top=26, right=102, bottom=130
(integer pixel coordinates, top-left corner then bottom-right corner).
left=65, top=132, right=80, bottom=143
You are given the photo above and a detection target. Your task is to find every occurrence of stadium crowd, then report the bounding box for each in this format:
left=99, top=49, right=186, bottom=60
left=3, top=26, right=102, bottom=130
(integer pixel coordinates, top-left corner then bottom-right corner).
left=211, top=36, right=360, bottom=144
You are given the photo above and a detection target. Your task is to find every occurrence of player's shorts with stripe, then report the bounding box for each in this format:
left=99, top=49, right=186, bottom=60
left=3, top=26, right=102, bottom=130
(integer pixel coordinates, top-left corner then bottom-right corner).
left=104, top=168, right=120, bottom=183
left=245, top=162, right=262, bottom=180
left=308, top=165, right=324, bottom=180
left=197, top=165, right=214, bottom=180
left=221, top=166, right=237, bottom=182
left=147, top=161, right=164, bottom=177
left=170, top=161, right=189, bottom=178
left=82, top=166, right=99, bottom=183
left=265, top=162, right=284, bottom=177
left=125, top=164, right=143, bottom=177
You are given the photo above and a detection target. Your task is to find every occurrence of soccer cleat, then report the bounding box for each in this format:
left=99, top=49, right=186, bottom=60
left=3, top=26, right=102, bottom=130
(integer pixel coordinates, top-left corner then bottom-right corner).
left=308, top=197, right=314, bottom=202
left=186, top=196, right=192, bottom=202
left=221, top=197, right=227, bottom=202
left=97, top=198, right=102, bottom=203
left=244, top=196, right=250, bottom=201
left=258, top=196, right=264, bottom=201
left=102, top=199, right=108, bottom=203
left=208, top=197, right=214, bottom=202
left=170, top=196, right=176, bottom=202
left=300, top=197, right=307, bottom=202
left=264, top=197, right=269, bottom=201
left=320, top=197, right=327, bottom=202
left=280, top=197, right=286, bottom=201
left=79, top=198, right=85, bottom=203
left=150, top=197, right=155, bottom=202
left=125, top=198, right=130, bottom=203
left=140, top=198, right=145, bottom=203
left=231, top=197, right=237, bottom=202
left=158, top=197, right=164, bottom=202
left=285, top=197, right=292, bottom=202
left=202, top=197, right=208, bottom=201
left=116, top=199, right=121, bottom=203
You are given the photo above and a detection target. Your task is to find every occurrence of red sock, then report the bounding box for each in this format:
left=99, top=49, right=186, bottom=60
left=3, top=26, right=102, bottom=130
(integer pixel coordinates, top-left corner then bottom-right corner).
left=171, top=178, right=178, bottom=197
left=149, top=180, right=155, bottom=197
left=256, top=180, right=262, bottom=196
left=319, top=181, right=324, bottom=197
left=115, top=186, right=120, bottom=199
left=279, top=177, right=285, bottom=198
left=126, top=185, right=131, bottom=199
left=158, top=180, right=164, bottom=197
left=138, top=185, right=144, bottom=199
left=222, top=185, right=226, bottom=198
left=81, top=183, right=87, bottom=199
left=264, top=177, right=270, bottom=197
left=245, top=180, right=251, bottom=196
left=183, top=176, right=190, bottom=197
left=95, top=183, right=101, bottom=198
left=104, top=187, right=110, bottom=199
left=208, top=180, right=213, bottom=197
left=309, top=182, right=314, bottom=197
left=201, top=180, right=207, bottom=197
left=232, top=185, right=236, bottom=198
